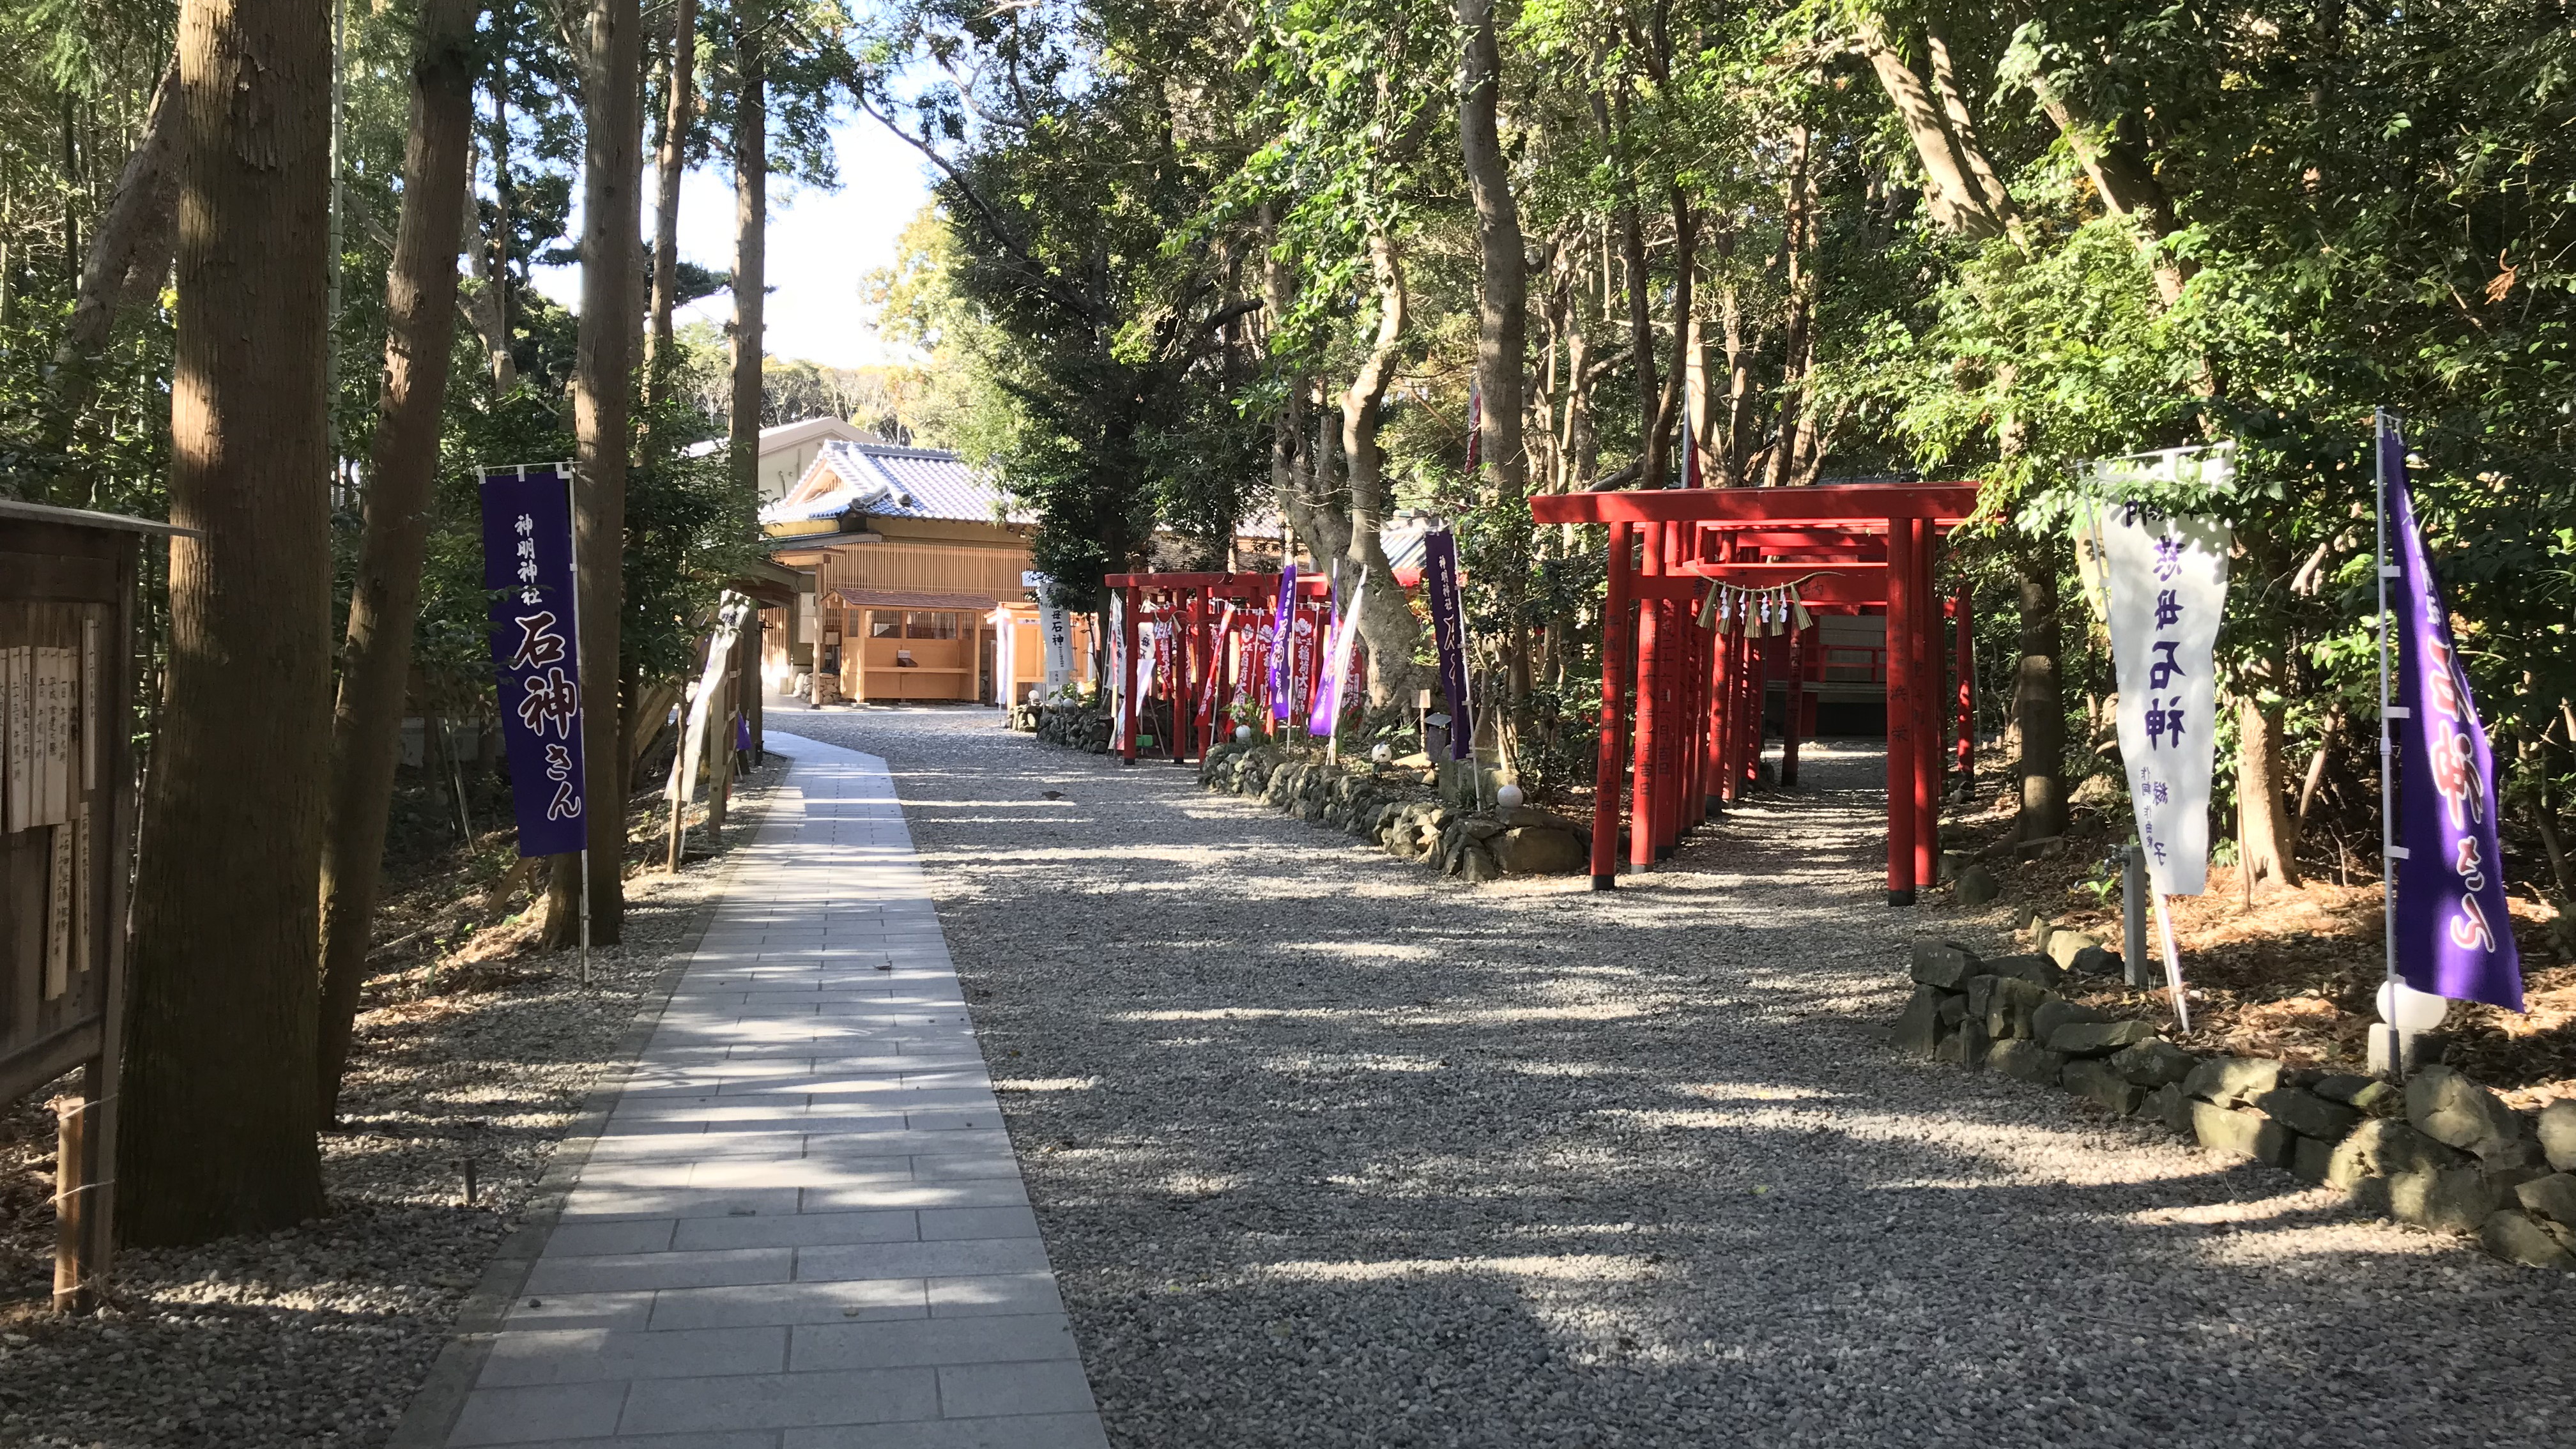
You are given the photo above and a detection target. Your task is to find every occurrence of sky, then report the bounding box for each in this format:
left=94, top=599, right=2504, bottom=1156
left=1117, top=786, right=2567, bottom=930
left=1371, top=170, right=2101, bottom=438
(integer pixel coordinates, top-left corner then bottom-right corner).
left=529, top=110, right=934, bottom=370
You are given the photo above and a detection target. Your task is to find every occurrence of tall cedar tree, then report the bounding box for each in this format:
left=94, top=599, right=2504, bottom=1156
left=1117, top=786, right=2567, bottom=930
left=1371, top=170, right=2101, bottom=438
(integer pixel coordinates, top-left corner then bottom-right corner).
left=120, top=0, right=334, bottom=1244
left=730, top=0, right=765, bottom=498
left=546, top=0, right=643, bottom=944
left=315, top=0, right=487, bottom=1117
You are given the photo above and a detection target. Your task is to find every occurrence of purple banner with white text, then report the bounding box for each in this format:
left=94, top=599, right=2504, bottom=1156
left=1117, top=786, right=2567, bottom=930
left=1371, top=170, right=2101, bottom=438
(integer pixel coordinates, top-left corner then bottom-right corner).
left=2384, top=420, right=2523, bottom=1010
left=1267, top=565, right=1298, bottom=721
left=481, top=466, right=587, bottom=857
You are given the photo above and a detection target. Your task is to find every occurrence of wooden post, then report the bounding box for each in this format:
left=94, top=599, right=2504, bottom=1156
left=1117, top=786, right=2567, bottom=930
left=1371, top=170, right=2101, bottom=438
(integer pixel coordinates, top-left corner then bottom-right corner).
left=1885, top=516, right=1919, bottom=905
left=1629, top=525, right=1663, bottom=870
left=1704, top=583, right=1729, bottom=815
left=1753, top=628, right=1779, bottom=787
left=52, top=1084, right=91, bottom=1312
left=1913, top=519, right=1941, bottom=889
left=1780, top=621, right=1805, bottom=788
left=1953, top=587, right=1974, bottom=799
left=1679, top=598, right=1700, bottom=825
left=1177, top=587, right=1200, bottom=763
left=747, top=613, right=765, bottom=759
left=1653, top=595, right=1681, bottom=857
left=854, top=609, right=872, bottom=704
left=1731, top=622, right=1758, bottom=802
left=1591, top=521, right=1634, bottom=889
left=1669, top=528, right=1689, bottom=845
left=706, top=667, right=733, bottom=845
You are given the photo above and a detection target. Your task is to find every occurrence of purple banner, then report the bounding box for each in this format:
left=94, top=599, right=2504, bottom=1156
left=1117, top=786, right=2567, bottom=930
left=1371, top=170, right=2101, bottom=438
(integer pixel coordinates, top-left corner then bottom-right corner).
left=2384, top=420, right=2522, bottom=1009
left=1423, top=528, right=1472, bottom=760
left=1267, top=565, right=1297, bottom=721
left=481, top=466, right=588, bottom=857
left=1306, top=609, right=1341, bottom=737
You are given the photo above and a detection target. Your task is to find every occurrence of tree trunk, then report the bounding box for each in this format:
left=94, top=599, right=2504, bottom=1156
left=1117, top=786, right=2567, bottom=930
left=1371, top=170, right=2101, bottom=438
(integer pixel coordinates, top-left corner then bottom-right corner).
left=120, top=0, right=334, bottom=1246
left=2013, top=542, right=2067, bottom=841
left=1855, top=11, right=2018, bottom=242
left=1457, top=0, right=1530, bottom=703
left=45, top=55, right=184, bottom=493
left=2296, top=704, right=2343, bottom=826
left=1289, top=382, right=1351, bottom=567
left=314, top=0, right=486, bottom=1120
left=729, top=2, right=765, bottom=492
left=1340, top=230, right=1432, bottom=705
left=2235, top=682, right=2303, bottom=889
left=1618, top=197, right=1662, bottom=489
left=643, top=0, right=695, bottom=396
left=461, top=84, right=518, bottom=392
left=1768, top=119, right=1814, bottom=486
left=544, top=0, right=641, bottom=947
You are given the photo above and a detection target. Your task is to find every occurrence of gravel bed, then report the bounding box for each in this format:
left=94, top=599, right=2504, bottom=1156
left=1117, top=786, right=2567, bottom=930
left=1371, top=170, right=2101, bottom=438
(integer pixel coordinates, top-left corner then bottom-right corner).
left=0, top=762, right=785, bottom=1448
left=776, top=704, right=2576, bottom=1449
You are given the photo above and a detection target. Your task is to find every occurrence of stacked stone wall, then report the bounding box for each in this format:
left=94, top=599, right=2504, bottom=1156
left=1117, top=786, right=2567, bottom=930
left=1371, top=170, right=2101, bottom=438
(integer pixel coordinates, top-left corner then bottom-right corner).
left=1897, top=940, right=2576, bottom=1271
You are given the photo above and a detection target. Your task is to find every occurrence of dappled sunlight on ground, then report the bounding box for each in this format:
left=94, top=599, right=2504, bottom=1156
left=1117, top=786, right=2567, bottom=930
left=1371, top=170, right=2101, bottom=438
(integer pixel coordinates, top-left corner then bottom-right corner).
left=762, top=705, right=2576, bottom=1449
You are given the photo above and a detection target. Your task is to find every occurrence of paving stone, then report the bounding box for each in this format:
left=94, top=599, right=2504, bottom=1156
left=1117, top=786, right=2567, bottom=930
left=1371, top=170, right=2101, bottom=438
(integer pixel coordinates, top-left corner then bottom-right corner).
left=431, top=737, right=1103, bottom=1448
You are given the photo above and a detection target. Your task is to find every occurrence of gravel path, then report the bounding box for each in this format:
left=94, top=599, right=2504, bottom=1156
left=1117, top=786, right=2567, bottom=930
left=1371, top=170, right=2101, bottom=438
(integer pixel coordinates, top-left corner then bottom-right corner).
left=775, top=703, right=2576, bottom=1449
left=0, top=764, right=785, bottom=1449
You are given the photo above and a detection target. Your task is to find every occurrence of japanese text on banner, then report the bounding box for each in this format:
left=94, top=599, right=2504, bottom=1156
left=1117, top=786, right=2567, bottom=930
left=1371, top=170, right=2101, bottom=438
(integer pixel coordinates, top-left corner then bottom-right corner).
left=480, top=466, right=586, bottom=857
left=2079, top=486, right=2230, bottom=896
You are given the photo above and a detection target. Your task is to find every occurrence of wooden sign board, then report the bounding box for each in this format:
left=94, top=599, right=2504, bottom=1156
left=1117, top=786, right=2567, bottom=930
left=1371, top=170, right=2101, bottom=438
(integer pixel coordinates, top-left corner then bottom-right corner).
left=0, top=498, right=176, bottom=1312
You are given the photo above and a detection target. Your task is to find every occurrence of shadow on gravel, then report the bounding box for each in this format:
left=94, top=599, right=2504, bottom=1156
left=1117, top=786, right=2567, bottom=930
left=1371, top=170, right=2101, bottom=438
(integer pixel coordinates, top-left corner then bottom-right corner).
left=767, top=709, right=2576, bottom=1449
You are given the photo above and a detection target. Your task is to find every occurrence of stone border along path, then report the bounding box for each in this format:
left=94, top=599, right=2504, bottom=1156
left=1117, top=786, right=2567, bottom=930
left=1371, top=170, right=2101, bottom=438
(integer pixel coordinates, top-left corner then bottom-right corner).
left=423, top=732, right=1108, bottom=1449
left=767, top=703, right=2575, bottom=1449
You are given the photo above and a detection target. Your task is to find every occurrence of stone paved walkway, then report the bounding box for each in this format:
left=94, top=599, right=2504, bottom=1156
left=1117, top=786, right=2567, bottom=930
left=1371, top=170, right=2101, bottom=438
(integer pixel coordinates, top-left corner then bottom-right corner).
left=441, top=732, right=1107, bottom=1448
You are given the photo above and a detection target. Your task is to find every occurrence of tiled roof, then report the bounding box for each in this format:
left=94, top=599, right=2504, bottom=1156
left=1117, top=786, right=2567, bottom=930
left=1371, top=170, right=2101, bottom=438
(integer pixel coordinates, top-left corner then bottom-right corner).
left=760, top=441, right=1029, bottom=528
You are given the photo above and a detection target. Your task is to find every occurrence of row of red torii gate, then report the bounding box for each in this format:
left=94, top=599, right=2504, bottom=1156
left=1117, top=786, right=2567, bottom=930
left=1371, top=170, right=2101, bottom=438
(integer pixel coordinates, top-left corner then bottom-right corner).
left=1105, top=480, right=1982, bottom=906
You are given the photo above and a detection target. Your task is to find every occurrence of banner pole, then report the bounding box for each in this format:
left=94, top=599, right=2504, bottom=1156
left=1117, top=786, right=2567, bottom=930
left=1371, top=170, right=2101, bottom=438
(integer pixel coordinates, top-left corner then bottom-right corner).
left=2373, top=409, right=2400, bottom=1075
left=564, top=461, right=591, bottom=988
left=2155, top=893, right=2190, bottom=1032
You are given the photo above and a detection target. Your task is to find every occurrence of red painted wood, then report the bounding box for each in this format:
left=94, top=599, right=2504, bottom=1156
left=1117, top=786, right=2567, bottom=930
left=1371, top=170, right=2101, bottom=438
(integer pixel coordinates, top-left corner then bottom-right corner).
left=1884, top=516, right=1917, bottom=903
left=1529, top=482, right=1979, bottom=526
left=1911, top=521, right=1940, bottom=888
left=1591, top=522, right=1635, bottom=887
left=1954, top=590, right=1975, bottom=792
left=1781, top=622, right=1805, bottom=787
left=1630, top=525, right=1664, bottom=869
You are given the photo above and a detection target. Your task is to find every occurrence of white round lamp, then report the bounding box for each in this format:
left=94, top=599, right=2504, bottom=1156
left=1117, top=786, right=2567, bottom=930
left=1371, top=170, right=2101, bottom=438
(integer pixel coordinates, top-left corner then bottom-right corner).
left=2377, top=980, right=2449, bottom=1034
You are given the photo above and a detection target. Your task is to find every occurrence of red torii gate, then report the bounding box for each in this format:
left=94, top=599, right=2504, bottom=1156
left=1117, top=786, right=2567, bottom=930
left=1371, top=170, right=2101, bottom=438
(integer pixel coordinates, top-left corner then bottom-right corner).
left=1528, top=483, right=1981, bottom=905
left=1101, top=571, right=1337, bottom=765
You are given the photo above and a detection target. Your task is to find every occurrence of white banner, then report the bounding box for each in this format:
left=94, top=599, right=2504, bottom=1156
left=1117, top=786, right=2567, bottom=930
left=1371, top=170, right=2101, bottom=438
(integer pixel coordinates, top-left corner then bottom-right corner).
left=2079, top=491, right=2231, bottom=895
left=1038, top=582, right=1077, bottom=691
left=1107, top=592, right=1128, bottom=751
